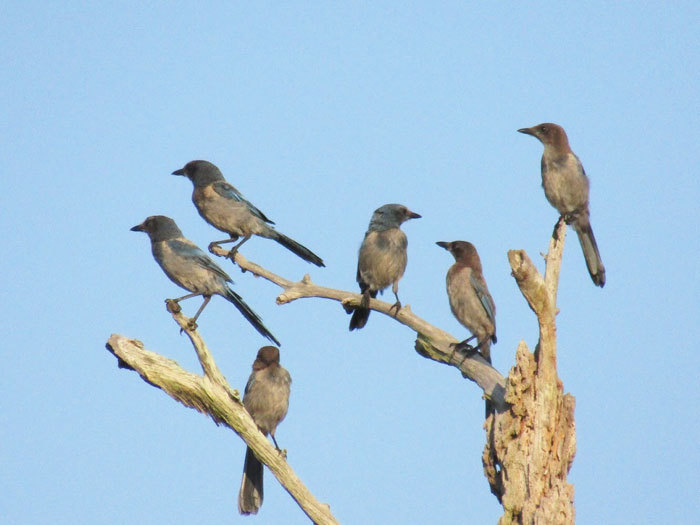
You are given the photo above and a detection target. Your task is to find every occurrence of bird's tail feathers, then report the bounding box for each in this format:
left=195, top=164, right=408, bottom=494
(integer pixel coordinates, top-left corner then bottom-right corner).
left=348, top=289, right=375, bottom=331
left=238, top=447, right=263, bottom=515
left=224, top=288, right=280, bottom=345
left=573, top=219, right=606, bottom=288
left=270, top=231, right=325, bottom=267
left=349, top=307, right=370, bottom=330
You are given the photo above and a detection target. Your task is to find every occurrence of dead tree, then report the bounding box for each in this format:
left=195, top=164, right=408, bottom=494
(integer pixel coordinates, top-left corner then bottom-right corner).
left=106, top=220, right=575, bottom=524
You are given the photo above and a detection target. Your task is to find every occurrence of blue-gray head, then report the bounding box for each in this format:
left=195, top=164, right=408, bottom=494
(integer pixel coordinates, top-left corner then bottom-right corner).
left=368, top=204, right=421, bottom=232
left=131, top=215, right=184, bottom=242
left=172, top=160, right=225, bottom=187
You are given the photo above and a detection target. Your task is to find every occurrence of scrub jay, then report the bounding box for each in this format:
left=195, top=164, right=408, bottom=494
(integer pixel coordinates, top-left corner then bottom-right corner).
left=131, top=215, right=279, bottom=345
left=436, top=241, right=496, bottom=364
left=238, top=346, right=291, bottom=515
left=518, top=123, right=606, bottom=287
left=172, top=160, right=324, bottom=267
left=348, top=204, right=421, bottom=330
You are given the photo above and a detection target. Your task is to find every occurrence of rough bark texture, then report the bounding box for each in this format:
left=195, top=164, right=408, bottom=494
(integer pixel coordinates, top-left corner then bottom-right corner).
left=483, top=220, right=576, bottom=524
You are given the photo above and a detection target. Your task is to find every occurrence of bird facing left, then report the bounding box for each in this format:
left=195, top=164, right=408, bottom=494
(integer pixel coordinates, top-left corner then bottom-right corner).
left=131, top=215, right=280, bottom=345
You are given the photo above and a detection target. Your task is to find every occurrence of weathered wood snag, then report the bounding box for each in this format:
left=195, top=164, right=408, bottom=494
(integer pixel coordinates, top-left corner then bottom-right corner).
left=483, top=220, right=576, bottom=524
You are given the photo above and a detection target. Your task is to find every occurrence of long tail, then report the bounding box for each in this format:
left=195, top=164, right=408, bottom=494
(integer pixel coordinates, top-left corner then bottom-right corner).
left=349, top=290, right=373, bottom=330
left=270, top=230, right=325, bottom=267
left=238, top=447, right=263, bottom=515
left=478, top=339, right=494, bottom=417
left=573, top=217, right=606, bottom=287
left=224, top=288, right=280, bottom=345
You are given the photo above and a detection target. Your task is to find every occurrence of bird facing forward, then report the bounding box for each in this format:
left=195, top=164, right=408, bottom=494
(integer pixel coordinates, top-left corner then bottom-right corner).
left=238, top=346, right=291, bottom=515
left=348, top=204, right=421, bottom=330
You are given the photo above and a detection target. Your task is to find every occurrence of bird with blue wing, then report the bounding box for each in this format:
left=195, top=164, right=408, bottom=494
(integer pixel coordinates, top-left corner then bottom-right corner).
left=172, top=160, right=325, bottom=267
left=436, top=241, right=496, bottom=364
left=131, top=215, right=279, bottom=345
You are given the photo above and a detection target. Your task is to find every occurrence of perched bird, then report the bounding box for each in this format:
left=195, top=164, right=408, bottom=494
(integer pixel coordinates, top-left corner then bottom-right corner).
left=436, top=241, right=496, bottom=364
left=348, top=204, right=421, bottom=330
left=172, top=160, right=324, bottom=267
left=518, top=123, right=606, bottom=287
left=238, top=346, right=291, bottom=515
left=131, top=215, right=279, bottom=345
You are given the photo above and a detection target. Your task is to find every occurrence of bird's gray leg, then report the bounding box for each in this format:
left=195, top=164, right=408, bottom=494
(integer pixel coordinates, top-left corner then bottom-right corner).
left=552, top=215, right=567, bottom=240
left=165, top=293, right=205, bottom=332
left=208, top=236, right=239, bottom=254
left=172, top=292, right=201, bottom=303
left=225, top=235, right=252, bottom=260
left=389, top=282, right=402, bottom=315
left=186, top=295, right=212, bottom=330
left=270, top=432, right=287, bottom=458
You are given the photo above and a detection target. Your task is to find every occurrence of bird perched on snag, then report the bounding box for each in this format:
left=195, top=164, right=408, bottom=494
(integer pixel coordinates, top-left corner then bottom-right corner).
left=518, top=123, right=606, bottom=287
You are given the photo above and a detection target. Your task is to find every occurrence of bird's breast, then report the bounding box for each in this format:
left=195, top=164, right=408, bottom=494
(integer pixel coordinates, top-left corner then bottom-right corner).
left=541, top=153, right=590, bottom=214
left=193, top=186, right=256, bottom=236
left=357, top=229, right=408, bottom=290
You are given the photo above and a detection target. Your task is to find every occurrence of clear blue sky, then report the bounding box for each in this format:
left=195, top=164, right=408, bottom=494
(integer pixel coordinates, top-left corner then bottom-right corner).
left=2, top=3, right=698, bottom=524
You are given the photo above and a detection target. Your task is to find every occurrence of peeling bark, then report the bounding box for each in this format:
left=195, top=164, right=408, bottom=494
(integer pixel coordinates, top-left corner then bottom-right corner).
left=483, top=220, right=576, bottom=524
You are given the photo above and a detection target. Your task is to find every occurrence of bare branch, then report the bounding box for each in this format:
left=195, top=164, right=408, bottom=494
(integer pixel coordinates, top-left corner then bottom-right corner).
left=544, top=218, right=567, bottom=301
left=164, top=298, right=234, bottom=395
left=105, top=333, right=339, bottom=525
left=212, top=246, right=507, bottom=411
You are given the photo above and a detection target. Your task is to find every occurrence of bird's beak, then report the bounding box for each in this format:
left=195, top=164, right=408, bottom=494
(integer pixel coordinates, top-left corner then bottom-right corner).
left=130, top=222, right=146, bottom=232
left=171, top=168, right=185, bottom=176
left=436, top=241, right=450, bottom=250
left=408, top=211, right=421, bottom=220
left=517, top=127, right=535, bottom=136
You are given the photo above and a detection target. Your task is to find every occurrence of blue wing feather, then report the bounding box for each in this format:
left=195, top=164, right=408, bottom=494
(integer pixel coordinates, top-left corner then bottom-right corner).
left=470, top=272, right=495, bottom=324
left=211, top=181, right=274, bottom=224
left=169, top=239, right=233, bottom=282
